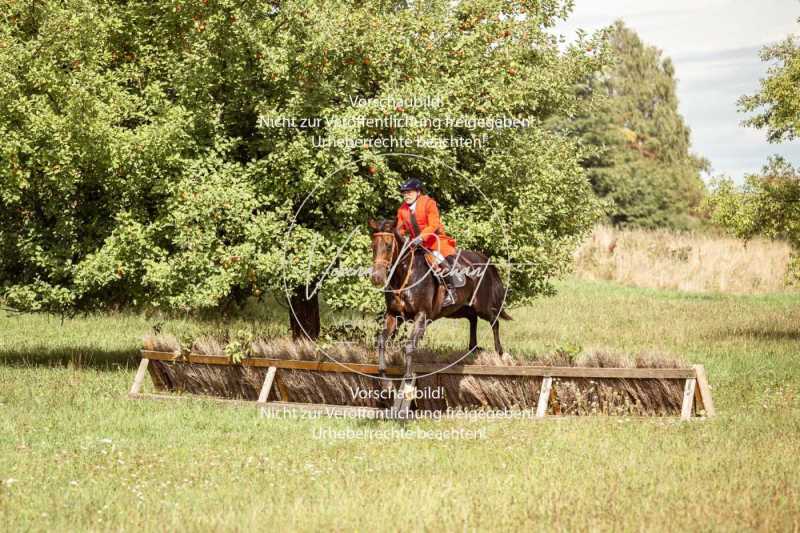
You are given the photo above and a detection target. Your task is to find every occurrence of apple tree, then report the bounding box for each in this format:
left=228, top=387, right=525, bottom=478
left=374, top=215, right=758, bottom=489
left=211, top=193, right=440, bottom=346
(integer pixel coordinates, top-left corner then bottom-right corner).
left=0, top=0, right=605, bottom=337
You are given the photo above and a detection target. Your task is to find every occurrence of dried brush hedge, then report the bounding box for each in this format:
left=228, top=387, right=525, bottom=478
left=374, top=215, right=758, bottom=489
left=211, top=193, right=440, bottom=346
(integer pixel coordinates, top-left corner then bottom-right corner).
left=142, top=334, right=688, bottom=415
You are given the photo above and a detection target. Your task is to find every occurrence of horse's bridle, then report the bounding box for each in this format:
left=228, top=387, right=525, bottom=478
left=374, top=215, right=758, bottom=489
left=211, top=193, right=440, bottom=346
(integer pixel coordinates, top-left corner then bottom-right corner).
left=371, top=232, right=398, bottom=268
left=371, top=231, right=414, bottom=293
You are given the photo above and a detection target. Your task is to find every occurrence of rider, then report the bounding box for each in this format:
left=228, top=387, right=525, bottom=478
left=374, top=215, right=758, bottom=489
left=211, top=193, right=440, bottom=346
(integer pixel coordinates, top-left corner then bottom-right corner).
left=396, top=178, right=463, bottom=307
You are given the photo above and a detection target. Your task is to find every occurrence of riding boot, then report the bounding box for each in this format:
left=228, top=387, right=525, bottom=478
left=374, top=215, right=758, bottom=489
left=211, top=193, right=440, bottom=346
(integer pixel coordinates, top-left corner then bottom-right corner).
left=445, top=255, right=466, bottom=287
left=438, top=257, right=458, bottom=307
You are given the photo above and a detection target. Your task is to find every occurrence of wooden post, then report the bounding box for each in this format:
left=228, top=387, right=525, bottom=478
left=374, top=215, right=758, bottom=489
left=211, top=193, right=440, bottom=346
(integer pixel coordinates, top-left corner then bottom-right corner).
left=681, top=378, right=696, bottom=420
left=692, top=365, right=716, bottom=417
left=257, top=367, right=277, bottom=404
left=536, top=377, right=553, bottom=418
left=129, top=358, right=150, bottom=396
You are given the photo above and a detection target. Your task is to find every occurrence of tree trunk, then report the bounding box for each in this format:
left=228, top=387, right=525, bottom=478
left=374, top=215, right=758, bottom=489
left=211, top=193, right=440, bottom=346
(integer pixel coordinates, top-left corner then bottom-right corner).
left=288, top=286, right=320, bottom=340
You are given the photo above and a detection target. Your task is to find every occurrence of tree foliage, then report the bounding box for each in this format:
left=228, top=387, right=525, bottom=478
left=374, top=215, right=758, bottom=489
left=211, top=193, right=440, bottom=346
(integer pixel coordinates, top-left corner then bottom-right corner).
left=707, top=157, right=800, bottom=282
left=554, top=21, right=707, bottom=230
left=739, top=25, right=800, bottom=143
left=0, top=0, right=605, bottom=319
left=708, top=21, right=800, bottom=283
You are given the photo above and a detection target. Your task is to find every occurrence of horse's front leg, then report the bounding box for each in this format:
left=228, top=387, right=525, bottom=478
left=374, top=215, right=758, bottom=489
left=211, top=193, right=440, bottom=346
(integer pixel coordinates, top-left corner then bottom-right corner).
left=404, top=311, right=427, bottom=378
left=377, top=313, right=397, bottom=379
left=468, top=311, right=478, bottom=353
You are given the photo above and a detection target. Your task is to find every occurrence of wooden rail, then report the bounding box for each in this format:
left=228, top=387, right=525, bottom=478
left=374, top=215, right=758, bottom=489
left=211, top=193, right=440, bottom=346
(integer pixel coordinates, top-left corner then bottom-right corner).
left=139, top=350, right=697, bottom=379
left=132, top=350, right=716, bottom=419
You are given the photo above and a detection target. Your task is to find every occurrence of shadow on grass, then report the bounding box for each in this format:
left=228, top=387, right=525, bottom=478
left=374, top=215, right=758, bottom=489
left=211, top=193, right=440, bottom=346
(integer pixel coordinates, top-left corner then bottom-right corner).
left=707, top=327, right=800, bottom=342
left=0, top=347, right=140, bottom=370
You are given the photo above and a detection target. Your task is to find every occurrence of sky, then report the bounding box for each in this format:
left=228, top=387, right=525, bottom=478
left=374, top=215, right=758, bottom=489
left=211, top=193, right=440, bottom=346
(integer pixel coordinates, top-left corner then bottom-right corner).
left=554, top=0, right=800, bottom=182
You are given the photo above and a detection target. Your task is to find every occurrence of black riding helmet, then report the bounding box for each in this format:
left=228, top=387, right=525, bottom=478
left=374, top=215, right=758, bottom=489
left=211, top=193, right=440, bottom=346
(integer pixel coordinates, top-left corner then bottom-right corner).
left=398, top=178, right=424, bottom=192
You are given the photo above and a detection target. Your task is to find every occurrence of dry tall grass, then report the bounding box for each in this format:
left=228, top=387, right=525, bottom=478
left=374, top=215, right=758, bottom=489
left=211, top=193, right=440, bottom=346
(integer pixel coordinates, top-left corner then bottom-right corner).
left=573, top=225, right=796, bottom=294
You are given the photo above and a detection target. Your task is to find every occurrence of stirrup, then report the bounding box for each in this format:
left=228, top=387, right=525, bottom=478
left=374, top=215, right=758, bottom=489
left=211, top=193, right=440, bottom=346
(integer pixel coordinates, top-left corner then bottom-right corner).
left=442, top=288, right=455, bottom=307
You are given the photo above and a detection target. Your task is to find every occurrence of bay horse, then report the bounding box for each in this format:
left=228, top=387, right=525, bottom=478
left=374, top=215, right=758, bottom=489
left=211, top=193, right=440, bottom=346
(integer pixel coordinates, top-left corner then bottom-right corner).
left=368, top=218, right=512, bottom=381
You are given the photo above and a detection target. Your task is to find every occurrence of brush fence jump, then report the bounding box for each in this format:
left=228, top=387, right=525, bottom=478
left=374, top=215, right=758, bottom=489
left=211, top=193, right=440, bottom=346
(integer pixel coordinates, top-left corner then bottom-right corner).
left=130, top=350, right=715, bottom=419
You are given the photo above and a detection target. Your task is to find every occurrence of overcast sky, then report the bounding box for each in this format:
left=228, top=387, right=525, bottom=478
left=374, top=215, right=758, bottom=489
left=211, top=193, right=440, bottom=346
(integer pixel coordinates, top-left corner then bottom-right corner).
left=555, top=0, right=800, bottom=182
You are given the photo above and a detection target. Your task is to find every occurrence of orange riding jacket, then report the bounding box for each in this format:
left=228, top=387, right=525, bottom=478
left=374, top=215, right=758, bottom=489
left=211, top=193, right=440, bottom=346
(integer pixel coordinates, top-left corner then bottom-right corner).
left=396, top=194, right=457, bottom=257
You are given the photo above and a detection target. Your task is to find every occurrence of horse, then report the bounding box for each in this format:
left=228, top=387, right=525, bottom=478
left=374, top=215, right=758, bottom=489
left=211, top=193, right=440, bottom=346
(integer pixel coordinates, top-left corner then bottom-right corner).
left=368, top=218, right=512, bottom=382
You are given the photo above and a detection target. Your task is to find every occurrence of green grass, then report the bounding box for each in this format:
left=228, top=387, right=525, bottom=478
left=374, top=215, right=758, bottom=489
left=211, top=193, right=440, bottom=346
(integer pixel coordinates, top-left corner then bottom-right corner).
left=1, top=279, right=799, bottom=531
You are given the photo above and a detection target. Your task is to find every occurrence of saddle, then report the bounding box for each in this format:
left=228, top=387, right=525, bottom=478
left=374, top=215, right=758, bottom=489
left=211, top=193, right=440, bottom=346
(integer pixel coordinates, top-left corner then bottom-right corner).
left=422, top=251, right=468, bottom=288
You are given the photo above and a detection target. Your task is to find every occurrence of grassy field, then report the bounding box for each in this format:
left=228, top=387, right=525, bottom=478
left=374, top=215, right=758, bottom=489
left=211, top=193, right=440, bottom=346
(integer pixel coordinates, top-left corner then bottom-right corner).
left=1, top=279, right=799, bottom=531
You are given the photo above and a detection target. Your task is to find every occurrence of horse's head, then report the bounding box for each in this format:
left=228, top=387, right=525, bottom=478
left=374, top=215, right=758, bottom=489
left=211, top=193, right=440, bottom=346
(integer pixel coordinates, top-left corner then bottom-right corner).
left=368, top=218, right=399, bottom=287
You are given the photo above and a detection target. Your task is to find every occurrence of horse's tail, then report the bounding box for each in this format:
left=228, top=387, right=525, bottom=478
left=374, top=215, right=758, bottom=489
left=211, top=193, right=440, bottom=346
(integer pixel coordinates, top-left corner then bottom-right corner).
left=483, top=258, right=512, bottom=321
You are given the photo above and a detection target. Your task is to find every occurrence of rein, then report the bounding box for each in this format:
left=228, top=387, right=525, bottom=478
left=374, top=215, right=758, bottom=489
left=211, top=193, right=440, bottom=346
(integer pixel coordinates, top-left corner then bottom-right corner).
left=372, top=232, right=414, bottom=293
